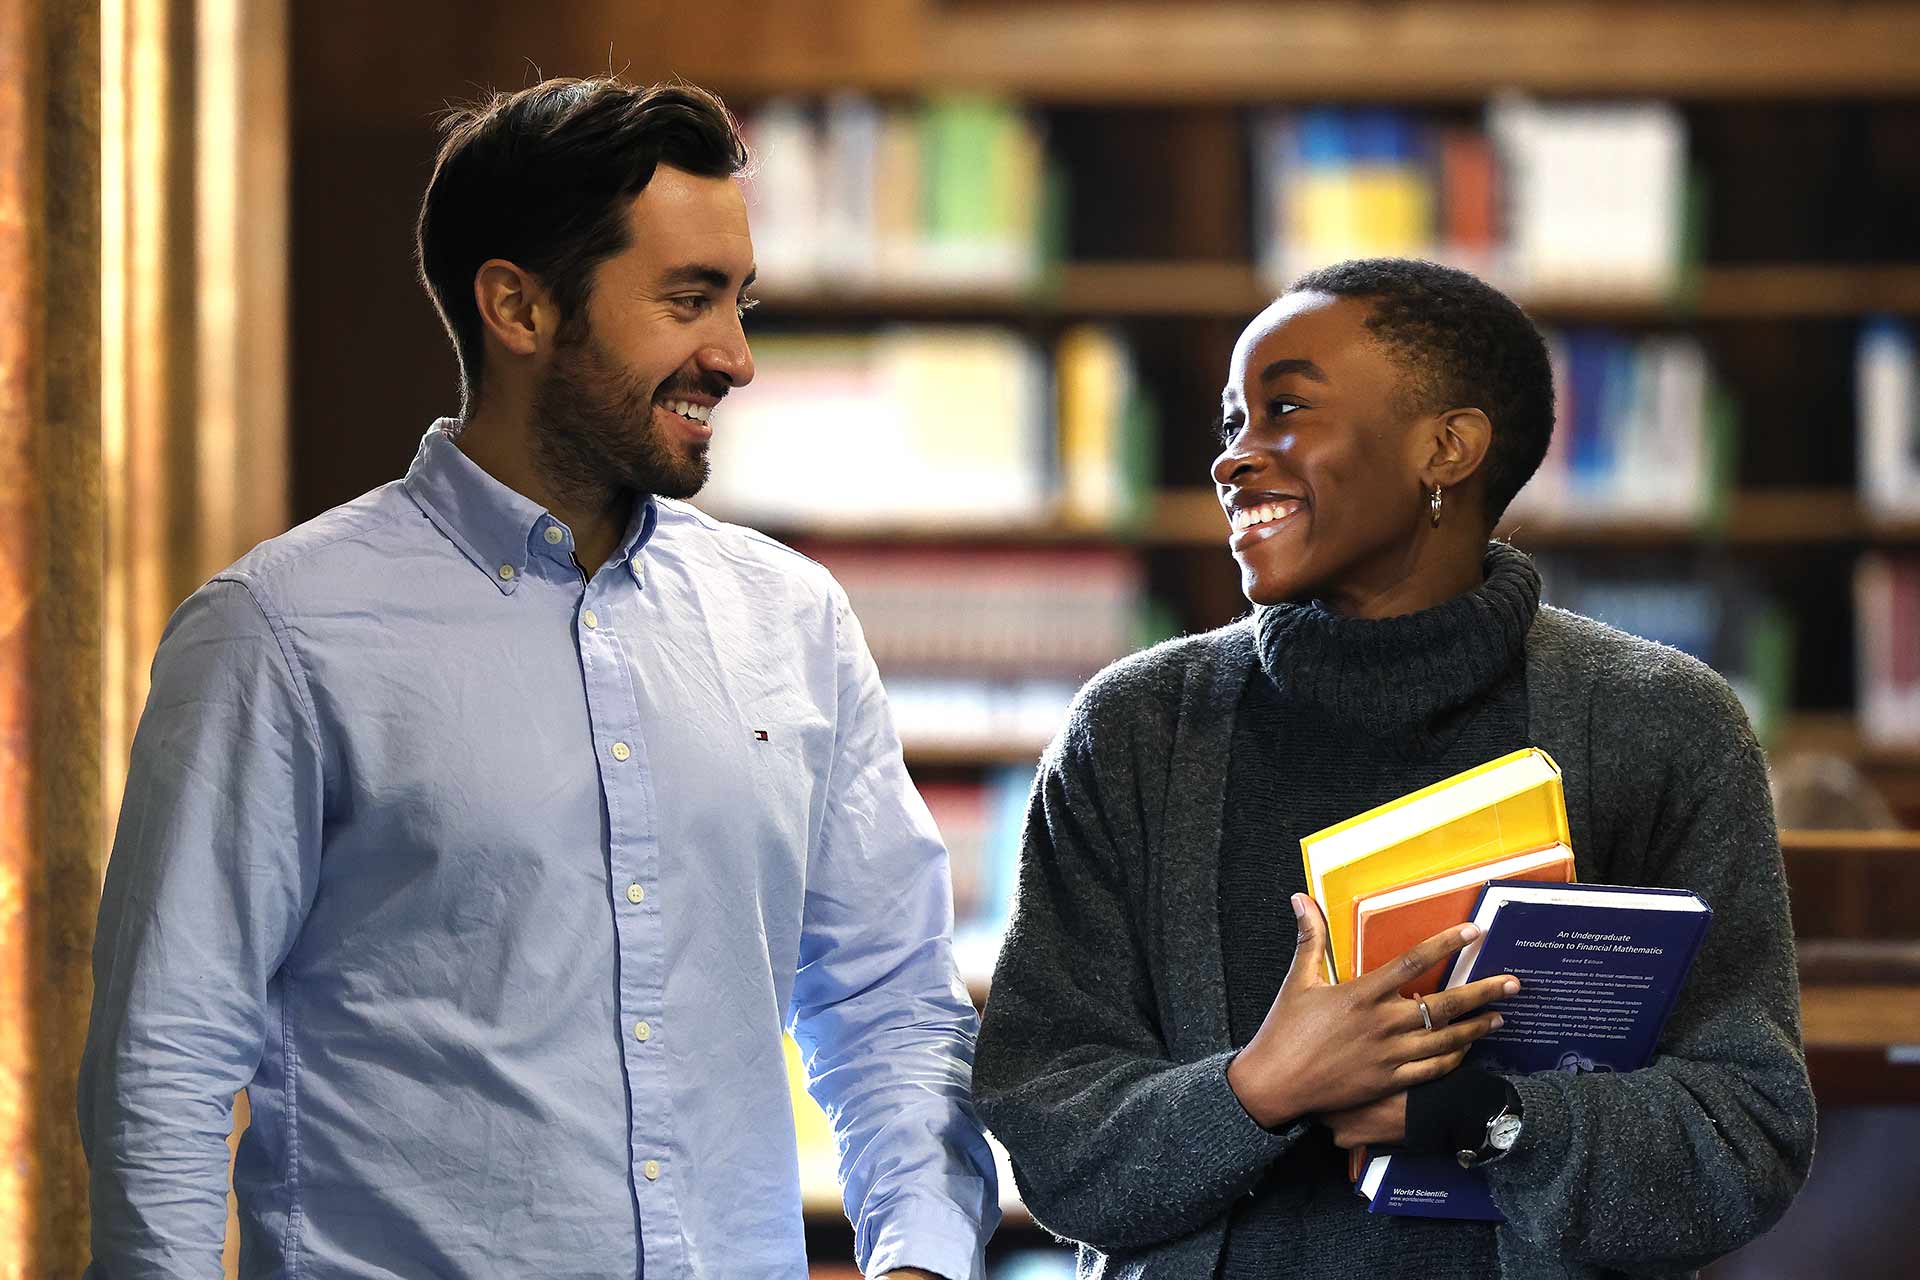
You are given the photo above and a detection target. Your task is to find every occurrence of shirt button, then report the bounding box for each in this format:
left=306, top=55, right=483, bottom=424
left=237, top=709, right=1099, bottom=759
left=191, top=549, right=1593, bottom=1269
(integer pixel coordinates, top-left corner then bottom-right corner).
left=626, top=883, right=645, bottom=904
left=582, top=609, right=599, bottom=629
left=610, top=741, right=631, bottom=762
left=497, top=563, right=514, bottom=581
left=544, top=526, right=564, bottom=545
left=634, top=1020, right=652, bottom=1042
left=643, top=1159, right=661, bottom=1181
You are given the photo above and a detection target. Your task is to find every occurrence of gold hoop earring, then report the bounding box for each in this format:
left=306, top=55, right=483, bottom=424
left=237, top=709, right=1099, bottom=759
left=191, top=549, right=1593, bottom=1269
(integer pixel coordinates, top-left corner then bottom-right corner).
left=1429, top=485, right=1444, bottom=528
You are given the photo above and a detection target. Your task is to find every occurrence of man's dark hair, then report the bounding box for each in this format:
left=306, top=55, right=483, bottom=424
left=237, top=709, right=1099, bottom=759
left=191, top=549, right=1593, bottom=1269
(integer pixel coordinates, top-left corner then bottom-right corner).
left=416, top=78, right=749, bottom=411
left=1287, top=257, right=1555, bottom=524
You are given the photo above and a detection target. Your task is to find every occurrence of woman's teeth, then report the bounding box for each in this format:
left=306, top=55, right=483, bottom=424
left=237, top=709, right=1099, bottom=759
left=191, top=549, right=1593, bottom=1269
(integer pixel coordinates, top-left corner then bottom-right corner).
left=659, top=399, right=712, bottom=424
left=1229, top=500, right=1300, bottom=531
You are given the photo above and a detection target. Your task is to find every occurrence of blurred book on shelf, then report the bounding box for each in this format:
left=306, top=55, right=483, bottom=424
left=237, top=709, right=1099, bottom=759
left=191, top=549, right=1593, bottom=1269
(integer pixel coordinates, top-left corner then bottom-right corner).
left=743, top=94, right=1056, bottom=291
left=807, top=546, right=1163, bottom=758
left=1858, top=317, right=1920, bottom=521
left=704, top=328, right=1050, bottom=527
left=1537, top=561, right=1792, bottom=742
left=1252, top=99, right=1689, bottom=299
left=991, top=1252, right=1078, bottom=1279
left=921, top=767, right=1033, bottom=988
left=1057, top=325, right=1155, bottom=530
left=1506, top=329, right=1732, bottom=526
left=703, top=326, right=1154, bottom=531
left=1856, top=555, right=1920, bottom=749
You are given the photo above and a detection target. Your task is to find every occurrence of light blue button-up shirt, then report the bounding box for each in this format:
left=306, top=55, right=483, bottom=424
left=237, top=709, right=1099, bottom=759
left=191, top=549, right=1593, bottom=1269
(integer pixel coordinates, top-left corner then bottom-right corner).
left=79, top=423, right=999, bottom=1279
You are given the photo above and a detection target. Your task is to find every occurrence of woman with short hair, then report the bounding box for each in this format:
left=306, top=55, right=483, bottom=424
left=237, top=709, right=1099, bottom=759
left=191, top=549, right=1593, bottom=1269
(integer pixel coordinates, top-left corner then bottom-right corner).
left=973, top=258, right=1813, bottom=1280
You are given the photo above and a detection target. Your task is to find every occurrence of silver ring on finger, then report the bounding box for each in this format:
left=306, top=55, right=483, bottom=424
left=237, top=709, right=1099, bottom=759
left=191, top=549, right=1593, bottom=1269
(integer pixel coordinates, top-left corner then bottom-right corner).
left=1417, top=999, right=1435, bottom=1032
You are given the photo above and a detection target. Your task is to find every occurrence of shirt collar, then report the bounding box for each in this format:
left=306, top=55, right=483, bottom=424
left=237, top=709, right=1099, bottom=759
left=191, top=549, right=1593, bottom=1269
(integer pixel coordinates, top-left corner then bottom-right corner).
left=403, top=420, right=658, bottom=594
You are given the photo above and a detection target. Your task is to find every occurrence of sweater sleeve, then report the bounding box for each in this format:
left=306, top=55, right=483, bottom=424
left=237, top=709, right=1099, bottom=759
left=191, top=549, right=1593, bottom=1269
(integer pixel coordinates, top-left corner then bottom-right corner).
left=1486, top=661, right=1816, bottom=1270
left=972, top=692, right=1306, bottom=1255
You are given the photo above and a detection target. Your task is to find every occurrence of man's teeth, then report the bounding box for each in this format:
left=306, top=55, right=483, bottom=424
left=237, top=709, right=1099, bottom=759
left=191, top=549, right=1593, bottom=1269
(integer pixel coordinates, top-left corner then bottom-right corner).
left=659, top=399, right=712, bottom=424
left=1229, top=501, right=1300, bottom=531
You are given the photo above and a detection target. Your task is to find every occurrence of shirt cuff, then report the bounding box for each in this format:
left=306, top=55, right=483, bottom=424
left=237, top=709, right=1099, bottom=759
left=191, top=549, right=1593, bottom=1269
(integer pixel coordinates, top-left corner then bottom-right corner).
left=1404, top=1066, right=1514, bottom=1156
left=861, top=1194, right=997, bottom=1280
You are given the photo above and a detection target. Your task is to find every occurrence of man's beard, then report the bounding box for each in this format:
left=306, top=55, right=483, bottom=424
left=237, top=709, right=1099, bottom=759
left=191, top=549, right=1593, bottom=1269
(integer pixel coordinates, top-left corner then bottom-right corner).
left=529, top=329, right=712, bottom=506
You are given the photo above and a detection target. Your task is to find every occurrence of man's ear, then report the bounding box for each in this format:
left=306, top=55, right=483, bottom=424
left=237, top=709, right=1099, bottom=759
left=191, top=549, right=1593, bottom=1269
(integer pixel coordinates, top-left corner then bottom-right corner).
left=472, top=259, right=553, bottom=360
left=1420, top=407, right=1494, bottom=490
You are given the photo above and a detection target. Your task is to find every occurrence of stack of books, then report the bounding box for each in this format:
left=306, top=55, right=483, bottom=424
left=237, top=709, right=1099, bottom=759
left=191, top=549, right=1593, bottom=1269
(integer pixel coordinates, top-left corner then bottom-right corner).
left=1301, top=748, right=1577, bottom=989
left=799, top=545, right=1159, bottom=757
left=699, top=326, right=1154, bottom=533
left=1251, top=99, right=1690, bottom=298
left=1301, top=749, right=1711, bottom=1220
left=1504, top=330, right=1732, bottom=526
left=743, top=94, right=1056, bottom=292
left=1535, top=563, right=1791, bottom=744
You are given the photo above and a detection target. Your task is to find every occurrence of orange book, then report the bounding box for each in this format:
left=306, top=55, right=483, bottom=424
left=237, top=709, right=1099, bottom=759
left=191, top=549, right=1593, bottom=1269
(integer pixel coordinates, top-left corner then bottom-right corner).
left=1352, top=844, right=1576, bottom=998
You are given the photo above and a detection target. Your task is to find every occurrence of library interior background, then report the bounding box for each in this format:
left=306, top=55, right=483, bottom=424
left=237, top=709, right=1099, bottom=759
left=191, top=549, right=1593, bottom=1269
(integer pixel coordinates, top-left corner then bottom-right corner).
left=5, top=1, right=1920, bottom=1275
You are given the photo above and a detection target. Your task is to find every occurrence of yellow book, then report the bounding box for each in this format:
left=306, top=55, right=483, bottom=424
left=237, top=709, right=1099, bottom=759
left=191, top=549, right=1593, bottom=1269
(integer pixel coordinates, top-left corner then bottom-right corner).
left=1300, top=747, right=1571, bottom=983
left=1057, top=325, right=1126, bottom=527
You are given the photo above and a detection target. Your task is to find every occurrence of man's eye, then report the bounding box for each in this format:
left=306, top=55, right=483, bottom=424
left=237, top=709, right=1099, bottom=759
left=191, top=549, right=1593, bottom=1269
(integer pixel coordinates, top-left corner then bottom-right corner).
left=673, top=295, right=710, bottom=313
left=736, top=295, right=760, bottom=320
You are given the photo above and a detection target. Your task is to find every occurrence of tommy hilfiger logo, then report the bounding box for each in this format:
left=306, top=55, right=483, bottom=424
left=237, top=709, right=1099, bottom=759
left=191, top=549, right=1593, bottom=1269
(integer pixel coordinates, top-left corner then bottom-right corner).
left=752, top=729, right=769, bottom=741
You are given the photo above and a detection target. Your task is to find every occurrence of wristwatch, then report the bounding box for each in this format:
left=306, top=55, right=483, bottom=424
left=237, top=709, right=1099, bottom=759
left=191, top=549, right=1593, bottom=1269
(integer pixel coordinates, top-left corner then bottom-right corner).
left=1456, top=1100, right=1523, bottom=1169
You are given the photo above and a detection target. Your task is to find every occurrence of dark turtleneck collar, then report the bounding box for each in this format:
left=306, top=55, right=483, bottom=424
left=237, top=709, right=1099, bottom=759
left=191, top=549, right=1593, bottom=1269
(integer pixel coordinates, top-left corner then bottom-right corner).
left=1252, top=541, right=1541, bottom=750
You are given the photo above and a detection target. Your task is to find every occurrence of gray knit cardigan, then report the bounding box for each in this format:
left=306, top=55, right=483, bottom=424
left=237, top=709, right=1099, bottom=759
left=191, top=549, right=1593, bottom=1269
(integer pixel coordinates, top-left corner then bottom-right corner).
left=973, top=605, right=1815, bottom=1280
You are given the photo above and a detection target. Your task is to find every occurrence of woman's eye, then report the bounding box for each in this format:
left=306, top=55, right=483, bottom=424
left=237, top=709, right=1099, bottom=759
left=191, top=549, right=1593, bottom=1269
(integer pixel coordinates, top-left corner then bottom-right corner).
left=1269, top=400, right=1302, bottom=417
left=1216, top=416, right=1243, bottom=446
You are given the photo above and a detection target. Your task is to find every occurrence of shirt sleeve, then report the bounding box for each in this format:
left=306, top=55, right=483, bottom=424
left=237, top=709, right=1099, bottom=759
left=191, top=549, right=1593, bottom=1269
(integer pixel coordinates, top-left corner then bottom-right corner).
left=78, top=577, right=325, bottom=1278
left=787, top=587, right=1000, bottom=1280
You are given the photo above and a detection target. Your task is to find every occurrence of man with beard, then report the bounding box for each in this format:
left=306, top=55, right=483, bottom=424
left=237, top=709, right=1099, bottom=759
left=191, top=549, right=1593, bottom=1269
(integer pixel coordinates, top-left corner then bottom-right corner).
left=78, top=79, right=998, bottom=1280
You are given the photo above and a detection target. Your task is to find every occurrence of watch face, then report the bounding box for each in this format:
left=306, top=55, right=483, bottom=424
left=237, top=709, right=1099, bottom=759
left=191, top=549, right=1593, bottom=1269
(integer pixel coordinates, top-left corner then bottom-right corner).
left=1490, top=1113, right=1523, bottom=1149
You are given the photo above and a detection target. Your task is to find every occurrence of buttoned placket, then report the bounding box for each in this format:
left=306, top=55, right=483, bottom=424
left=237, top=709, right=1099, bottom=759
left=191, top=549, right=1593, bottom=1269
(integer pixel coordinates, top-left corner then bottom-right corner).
left=540, top=515, right=686, bottom=1275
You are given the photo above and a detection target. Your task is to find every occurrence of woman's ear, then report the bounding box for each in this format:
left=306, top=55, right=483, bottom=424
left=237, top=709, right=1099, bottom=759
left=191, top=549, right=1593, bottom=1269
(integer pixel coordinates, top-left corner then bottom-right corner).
left=1421, top=407, right=1494, bottom=490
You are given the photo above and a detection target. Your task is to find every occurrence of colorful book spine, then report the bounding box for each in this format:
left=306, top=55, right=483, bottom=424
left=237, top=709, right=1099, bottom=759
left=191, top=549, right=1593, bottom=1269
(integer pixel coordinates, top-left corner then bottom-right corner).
left=1858, top=318, right=1920, bottom=519
left=1857, top=554, right=1920, bottom=748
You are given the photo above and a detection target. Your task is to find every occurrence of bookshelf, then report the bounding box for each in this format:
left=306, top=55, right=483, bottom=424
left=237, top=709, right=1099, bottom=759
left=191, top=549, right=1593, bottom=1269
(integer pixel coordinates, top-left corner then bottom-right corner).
left=759, top=487, right=1920, bottom=552
left=760, top=262, right=1920, bottom=321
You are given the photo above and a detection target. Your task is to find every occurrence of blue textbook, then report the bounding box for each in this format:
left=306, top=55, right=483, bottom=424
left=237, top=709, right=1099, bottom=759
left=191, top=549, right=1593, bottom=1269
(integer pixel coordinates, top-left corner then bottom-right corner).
left=1359, top=880, right=1713, bottom=1220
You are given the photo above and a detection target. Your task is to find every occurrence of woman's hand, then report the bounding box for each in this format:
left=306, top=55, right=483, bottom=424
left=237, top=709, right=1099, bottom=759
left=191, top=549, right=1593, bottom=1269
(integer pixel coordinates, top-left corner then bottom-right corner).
left=1225, top=894, right=1517, bottom=1130
left=1321, top=1092, right=1408, bottom=1149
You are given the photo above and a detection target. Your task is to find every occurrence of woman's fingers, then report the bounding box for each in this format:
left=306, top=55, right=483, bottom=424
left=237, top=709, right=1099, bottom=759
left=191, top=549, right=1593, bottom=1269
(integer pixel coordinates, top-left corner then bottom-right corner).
left=1279, top=893, right=1334, bottom=992
left=1363, top=922, right=1484, bottom=1000
left=1426, top=973, right=1521, bottom=1025
left=1396, top=1010, right=1503, bottom=1062
left=1392, top=1047, right=1470, bottom=1089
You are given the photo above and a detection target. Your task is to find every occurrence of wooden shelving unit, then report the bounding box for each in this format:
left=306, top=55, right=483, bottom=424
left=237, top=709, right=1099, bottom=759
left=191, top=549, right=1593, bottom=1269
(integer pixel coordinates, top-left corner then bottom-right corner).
left=580, top=2, right=1920, bottom=106
left=776, top=488, right=1920, bottom=551
left=758, top=263, right=1920, bottom=323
